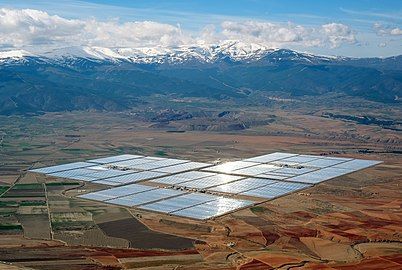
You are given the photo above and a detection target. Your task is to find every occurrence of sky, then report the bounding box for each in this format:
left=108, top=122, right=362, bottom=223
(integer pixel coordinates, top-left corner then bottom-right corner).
left=0, top=0, right=401, bottom=57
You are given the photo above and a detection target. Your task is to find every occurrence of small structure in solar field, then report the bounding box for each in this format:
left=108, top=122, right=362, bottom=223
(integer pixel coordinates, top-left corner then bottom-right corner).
left=29, top=152, right=382, bottom=220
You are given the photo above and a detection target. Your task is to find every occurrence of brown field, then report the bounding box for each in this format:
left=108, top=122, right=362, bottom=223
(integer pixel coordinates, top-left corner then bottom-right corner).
left=17, top=214, right=51, bottom=239
left=0, top=109, right=401, bottom=269
left=53, top=228, right=129, bottom=248
left=97, top=217, right=195, bottom=250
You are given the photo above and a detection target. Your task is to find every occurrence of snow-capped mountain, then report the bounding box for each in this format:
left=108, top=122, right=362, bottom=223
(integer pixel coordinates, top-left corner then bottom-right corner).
left=0, top=49, right=31, bottom=59
left=0, top=49, right=35, bottom=64
left=0, top=41, right=341, bottom=65
left=0, top=41, right=400, bottom=116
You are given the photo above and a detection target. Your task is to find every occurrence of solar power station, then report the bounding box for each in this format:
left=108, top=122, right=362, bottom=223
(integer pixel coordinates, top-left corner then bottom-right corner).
left=30, top=152, right=381, bottom=220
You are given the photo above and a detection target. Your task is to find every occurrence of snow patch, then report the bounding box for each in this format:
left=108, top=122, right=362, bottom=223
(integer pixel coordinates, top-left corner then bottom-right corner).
left=0, top=49, right=31, bottom=59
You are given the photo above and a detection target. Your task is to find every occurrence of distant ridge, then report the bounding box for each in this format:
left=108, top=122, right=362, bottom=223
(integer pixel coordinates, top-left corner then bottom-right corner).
left=0, top=41, right=401, bottom=115
left=0, top=41, right=344, bottom=65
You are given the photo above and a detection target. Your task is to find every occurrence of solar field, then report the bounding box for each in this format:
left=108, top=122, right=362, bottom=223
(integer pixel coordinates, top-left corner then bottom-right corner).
left=29, top=152, right=382, bottom=220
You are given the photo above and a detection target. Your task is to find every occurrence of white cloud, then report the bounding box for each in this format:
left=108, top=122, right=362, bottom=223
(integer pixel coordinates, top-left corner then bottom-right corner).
left=378, top=42, right=387, bottom=47
left=390, top=28, right=402, bottom=36
left=321, top=23, right=356, bottom=48
left=0, top=8, right=84, bottom=47
left=220, top=21, right=314, bottom=47
left=0, top=8, right=358, bottom=51
left=219, top=21, right=355, bottom=48
left=0, top=8, right=190, bottom=48
left=82, top=20, right=190, bottom=47
left=373, top=23, right=402, bottom=36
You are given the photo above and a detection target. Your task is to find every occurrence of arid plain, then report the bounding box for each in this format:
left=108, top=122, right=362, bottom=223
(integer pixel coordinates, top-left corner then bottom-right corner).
left=0, top=106, right=401, bottom=269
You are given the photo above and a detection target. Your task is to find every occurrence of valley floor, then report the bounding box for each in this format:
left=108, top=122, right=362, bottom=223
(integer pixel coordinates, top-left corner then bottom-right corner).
left=0, top=110, right=401, bottom=269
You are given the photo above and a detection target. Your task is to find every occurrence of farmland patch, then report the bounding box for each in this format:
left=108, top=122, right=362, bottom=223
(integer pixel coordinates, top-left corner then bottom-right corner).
left=98, top=217, right=195, bottom=250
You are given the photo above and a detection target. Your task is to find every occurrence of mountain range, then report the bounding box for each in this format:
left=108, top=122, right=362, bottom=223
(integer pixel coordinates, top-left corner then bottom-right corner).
left=0, top=41, right=401, bottom=115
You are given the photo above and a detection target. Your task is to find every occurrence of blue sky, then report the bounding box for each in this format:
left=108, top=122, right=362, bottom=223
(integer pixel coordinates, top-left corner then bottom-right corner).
left=1, top=0, right=401, bottom=57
